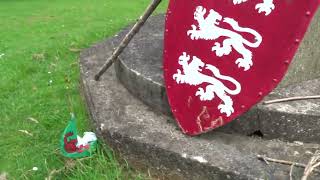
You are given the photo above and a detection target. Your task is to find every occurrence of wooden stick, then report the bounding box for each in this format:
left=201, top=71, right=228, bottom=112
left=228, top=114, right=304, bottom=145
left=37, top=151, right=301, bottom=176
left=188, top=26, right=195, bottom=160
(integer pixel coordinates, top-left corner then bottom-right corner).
left=263, top=95, right=320, bottom=105
left=256, top=155, right=320, bottom=174
left=94, top=0, right=163, bottom=81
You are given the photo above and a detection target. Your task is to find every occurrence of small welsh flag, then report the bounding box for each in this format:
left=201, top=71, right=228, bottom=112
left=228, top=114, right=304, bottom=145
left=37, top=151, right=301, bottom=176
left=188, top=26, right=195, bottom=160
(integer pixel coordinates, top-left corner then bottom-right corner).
left=60, top=113, right=97, bottom=158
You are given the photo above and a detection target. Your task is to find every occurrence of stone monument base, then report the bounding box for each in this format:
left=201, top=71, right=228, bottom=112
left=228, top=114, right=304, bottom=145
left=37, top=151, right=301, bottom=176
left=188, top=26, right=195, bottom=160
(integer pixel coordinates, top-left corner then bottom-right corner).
left=80, top=14, right=320, bottom=179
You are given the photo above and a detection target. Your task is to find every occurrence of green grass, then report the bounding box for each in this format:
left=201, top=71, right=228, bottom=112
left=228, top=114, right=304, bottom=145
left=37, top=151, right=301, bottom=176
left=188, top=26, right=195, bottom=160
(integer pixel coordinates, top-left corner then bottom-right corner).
left=0, top=0, right=168, bottom=179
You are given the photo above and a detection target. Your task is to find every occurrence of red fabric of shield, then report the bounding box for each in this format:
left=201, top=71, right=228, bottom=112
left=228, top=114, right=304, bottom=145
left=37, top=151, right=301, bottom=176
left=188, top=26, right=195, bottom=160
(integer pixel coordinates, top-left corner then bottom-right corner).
left=163, top=0, right=319, bottom=135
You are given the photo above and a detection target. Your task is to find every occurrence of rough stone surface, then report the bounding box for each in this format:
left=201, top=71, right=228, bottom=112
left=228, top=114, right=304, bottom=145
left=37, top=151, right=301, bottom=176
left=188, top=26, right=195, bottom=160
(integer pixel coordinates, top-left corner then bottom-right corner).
left=114, top=15, right=320, bottom=143
left=218, top=78, right=320, bottom=143
left=113, top=15, right=170, bottom=115
left=114, top=11, right=320, bottom=90
left=80, top=31, right=320, bottom=180
left=280, top=9, right=320, bottom=87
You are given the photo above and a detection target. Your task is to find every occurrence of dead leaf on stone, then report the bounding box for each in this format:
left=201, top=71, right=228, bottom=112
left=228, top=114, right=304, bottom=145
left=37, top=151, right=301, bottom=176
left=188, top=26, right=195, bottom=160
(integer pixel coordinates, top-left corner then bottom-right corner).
left=32, top=53, right=45, bottom=61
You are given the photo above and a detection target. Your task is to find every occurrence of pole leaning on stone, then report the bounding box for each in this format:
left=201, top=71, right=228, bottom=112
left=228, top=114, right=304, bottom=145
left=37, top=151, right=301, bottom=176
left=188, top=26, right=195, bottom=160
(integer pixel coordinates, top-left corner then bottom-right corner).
left=94, top=0, right=163, bottom=81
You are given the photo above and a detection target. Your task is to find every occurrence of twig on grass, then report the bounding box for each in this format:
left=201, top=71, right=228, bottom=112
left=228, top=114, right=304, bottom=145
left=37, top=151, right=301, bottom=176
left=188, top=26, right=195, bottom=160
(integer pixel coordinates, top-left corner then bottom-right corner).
left=27, top=117, right=39, bottom=124
left=69, top=48, right=82, bottom=53
left=18, top=130, right=33, bottom=136
left=46, top=157, right=91, bottom=180
left=46, top=169, right=63, bottom=180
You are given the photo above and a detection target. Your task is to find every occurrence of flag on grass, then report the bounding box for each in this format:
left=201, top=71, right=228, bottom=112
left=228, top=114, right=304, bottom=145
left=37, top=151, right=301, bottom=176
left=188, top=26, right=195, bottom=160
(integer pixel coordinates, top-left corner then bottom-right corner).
left=60, top=113, right=97, bottom=158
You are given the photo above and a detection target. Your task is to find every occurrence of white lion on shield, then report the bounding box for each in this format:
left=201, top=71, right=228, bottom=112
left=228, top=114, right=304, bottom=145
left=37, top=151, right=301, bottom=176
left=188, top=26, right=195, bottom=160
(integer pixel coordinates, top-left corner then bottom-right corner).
left=173, top=52, right=241, bottom=117
left=233, top=0, right=275, bottom=15
left=187, top=6, right=263, bottom=71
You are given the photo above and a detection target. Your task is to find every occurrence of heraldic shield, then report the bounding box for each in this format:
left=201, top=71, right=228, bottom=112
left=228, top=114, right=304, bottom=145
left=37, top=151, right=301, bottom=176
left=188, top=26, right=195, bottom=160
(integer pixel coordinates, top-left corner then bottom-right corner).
left=163, top=0, right=319, bottom=135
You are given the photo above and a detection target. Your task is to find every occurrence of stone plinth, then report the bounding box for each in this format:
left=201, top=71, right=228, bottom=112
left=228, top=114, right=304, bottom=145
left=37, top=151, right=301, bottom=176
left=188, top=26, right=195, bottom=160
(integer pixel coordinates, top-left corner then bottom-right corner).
left=113, top=14, right=320, bottom=143
left=80, top=12, right=320, bottom=180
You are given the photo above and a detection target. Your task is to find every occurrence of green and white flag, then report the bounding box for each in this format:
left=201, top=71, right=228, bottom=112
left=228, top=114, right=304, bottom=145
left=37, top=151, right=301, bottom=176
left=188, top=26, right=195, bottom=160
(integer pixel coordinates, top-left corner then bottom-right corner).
left=60, top=114, right=97, bottom=158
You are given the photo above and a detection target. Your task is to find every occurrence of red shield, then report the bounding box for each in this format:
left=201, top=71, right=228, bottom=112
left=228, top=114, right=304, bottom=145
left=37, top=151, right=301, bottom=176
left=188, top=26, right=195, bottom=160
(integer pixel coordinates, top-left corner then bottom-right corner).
left=163, top=0, right=319, bottom=135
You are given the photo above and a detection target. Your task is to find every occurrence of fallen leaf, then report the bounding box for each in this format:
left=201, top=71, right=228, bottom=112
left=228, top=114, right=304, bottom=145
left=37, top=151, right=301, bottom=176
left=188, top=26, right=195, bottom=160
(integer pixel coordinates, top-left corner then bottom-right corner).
left=65, top=159, right=76, bottom=169
left=32, top=86, right=38, bottom=91
left=0, top=172, right=7, bottom=180
left=18, top=130, right=33, bottom=136
left=27, top=117, right=39, bottom=124
left=69, top=48, right=81, bottom=53
left=32, top=53, right=45, bottom=61
left=69, top=61, right=78, bottom=67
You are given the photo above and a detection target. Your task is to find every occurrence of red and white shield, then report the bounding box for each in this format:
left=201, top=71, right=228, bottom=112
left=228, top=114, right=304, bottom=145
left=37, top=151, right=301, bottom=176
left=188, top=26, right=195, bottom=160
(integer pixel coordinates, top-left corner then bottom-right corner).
left=163, top=0, right=319, bottom=135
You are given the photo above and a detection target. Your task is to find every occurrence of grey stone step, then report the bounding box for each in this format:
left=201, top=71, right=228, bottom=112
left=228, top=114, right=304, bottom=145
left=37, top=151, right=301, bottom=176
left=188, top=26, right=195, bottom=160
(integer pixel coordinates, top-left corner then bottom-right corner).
left=79, top=12, right=320, bottom=179
left=113, top=14, right=320, bottom=143
left=80, top=39, right=320, bottom=179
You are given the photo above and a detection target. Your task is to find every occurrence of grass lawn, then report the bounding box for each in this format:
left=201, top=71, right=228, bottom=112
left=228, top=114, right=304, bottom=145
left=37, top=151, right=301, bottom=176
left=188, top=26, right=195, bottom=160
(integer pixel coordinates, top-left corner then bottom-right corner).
left=0, top=0, right=168, bottom=179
